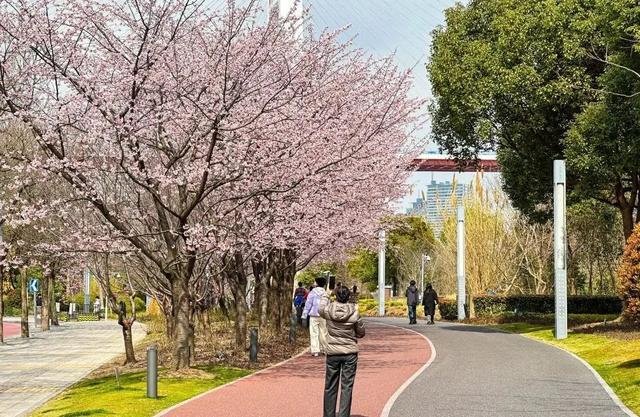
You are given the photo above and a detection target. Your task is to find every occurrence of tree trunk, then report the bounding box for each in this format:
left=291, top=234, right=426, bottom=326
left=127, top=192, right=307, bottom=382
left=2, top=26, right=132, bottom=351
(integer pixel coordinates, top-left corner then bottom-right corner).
left=621, top=204, right=634, bottom=241
left=49, top=270, right=58, bottom=326
left=468, top=294, right=476, bottom=319
left=252, top=258, right=269, bottom=329
left=20, top=268, right=29, bottom=338
left=226, top=252, right=249, bottom=348
left=234, top=291, right=248, bottom=348
left=279, top=249, right=297, bottom=327
left=120, top=318, right=137, bottom=364
left=588, top=261, right=593, bottom=296
left=171, top=277, right=193, bottom=369
left=41, top=270, right=50, bottom=331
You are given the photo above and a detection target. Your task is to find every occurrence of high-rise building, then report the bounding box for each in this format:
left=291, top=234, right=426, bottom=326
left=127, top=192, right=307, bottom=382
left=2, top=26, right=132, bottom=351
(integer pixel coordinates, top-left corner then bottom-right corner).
left=407, top=180, right=468, bottom=235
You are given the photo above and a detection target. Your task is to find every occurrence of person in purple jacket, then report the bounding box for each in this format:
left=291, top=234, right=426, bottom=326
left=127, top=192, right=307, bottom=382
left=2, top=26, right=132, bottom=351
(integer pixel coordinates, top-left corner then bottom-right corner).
left=302, top=276, right=328, bottom=356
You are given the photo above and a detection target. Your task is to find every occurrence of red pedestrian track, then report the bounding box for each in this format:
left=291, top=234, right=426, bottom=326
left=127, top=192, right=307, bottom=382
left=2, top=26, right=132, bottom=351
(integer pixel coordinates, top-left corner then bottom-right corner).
left=2, top=322, right=20, bottom=339
left=162, top=323, right=431, bottom=417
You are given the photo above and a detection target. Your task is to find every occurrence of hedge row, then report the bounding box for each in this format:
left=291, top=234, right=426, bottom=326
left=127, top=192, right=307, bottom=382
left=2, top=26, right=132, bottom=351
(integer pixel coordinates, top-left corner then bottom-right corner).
left=439, top=295, right=622, bottom=319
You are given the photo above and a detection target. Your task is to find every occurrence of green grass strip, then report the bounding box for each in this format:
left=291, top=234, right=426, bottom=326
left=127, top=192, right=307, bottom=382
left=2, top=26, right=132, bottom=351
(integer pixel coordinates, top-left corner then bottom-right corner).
left=30, top=365, right=251, bottom=417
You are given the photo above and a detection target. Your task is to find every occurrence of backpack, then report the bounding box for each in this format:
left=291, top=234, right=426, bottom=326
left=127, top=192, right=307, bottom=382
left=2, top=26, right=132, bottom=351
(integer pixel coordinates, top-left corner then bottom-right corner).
left=294, top=294, right=305, bottom=308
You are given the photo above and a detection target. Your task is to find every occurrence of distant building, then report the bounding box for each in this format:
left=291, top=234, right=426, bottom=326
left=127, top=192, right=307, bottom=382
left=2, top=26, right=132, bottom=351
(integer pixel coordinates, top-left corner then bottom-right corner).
left=407, top=180, right=468, bottom=235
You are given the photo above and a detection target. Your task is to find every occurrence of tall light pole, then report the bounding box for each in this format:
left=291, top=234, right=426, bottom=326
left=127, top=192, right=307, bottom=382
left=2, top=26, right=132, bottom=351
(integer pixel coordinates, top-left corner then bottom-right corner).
left=553, top=160, right=568, bottom=339
left=83, top=268, right=91, bottom=314
left=378, top=229, right=386, bottom=317
left=420, top=254, right=431, bottom=299
left=456, top=205, right=466, bottom=321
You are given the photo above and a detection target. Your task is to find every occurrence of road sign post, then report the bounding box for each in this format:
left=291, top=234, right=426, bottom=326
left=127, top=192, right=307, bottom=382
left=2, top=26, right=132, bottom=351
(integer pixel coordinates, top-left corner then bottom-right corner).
left=28, top=278, right=40, bottom=328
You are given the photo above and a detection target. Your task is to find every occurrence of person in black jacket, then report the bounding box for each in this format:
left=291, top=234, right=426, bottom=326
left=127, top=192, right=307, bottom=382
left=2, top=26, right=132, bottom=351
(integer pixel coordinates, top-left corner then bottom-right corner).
left=405, top=280, right=419, bottom=324
left=422, top=284, right=439, bottom=324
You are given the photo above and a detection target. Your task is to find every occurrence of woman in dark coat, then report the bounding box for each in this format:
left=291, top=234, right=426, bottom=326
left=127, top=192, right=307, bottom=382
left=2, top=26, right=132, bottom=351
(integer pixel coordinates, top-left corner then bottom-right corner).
left=422, top=284, right=439, bottom=324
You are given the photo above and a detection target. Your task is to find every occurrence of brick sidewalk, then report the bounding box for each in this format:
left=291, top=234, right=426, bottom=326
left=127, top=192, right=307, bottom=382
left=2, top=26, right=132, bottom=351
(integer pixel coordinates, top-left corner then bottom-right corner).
left=160, top=322, right=431, bottom=417
left=0, top=320, right=145, bottom=417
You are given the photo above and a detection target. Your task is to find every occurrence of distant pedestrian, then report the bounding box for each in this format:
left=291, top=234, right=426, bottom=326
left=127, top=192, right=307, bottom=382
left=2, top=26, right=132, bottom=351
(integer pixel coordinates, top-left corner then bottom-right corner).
left=422, top=284, right=439, bottom=324
left=93, top=297, right=101, bottom=314
left=349, top=285, right=359, bottom=304
left=319, top=286, right=365, bottom=417
left=302, top=276, right=328, bottom=356
left=293, top=282, right=308, bottom=324
left=406, top=280, right=419, bottom=324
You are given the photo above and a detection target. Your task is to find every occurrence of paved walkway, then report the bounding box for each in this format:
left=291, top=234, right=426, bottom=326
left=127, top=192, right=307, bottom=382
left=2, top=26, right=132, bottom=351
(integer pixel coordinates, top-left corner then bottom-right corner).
left=372, top=318, right=633, bottom=417
left=0, top=320, right=146, bottom=417
left=160, top=322, right=431, bottom=417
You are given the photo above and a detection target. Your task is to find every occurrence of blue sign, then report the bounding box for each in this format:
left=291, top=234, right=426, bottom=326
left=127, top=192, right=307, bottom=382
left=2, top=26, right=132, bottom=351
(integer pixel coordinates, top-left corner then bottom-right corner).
left=28, top=278, right=40, bottom=294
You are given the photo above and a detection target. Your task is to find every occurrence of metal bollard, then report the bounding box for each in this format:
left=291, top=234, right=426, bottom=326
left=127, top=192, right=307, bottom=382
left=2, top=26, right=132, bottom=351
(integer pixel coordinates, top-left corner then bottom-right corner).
left=249, top=328, right=258, bottom=362
left=289, top=313, right=297, bottom=344
left=146, top=345, right=158, bottom=398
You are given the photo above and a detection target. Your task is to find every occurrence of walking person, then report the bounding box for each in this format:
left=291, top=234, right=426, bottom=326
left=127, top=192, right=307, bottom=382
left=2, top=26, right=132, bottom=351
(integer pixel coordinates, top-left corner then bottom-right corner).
left=319, top=286, right=365, bottom=417
left=422, top=284, right=439, bottom=324
left=406, top=280, right=419, bottom=324
left=302, top=276, right=327, bottom=356
left=293, top=282, right=308, bottom=325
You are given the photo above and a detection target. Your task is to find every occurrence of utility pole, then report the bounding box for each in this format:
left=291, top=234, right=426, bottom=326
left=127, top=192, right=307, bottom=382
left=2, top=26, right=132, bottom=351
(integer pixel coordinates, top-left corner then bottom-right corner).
left=456, top=205, right=466, bottom=321
left=553, top=160, right=568, bottom=339
left=378, top=229, right=386, bottom=317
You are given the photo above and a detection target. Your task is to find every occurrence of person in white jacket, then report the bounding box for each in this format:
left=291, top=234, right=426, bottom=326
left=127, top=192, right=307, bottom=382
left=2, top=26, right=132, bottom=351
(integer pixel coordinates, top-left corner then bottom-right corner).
left=302, top=276, right=328, bottom=356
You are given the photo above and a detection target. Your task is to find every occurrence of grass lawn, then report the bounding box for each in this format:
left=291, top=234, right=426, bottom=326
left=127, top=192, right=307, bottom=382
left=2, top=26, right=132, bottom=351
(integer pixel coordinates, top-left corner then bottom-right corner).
left=495, top=322, right=640, bottom=415
left=31, top=365, right=251, bottom=417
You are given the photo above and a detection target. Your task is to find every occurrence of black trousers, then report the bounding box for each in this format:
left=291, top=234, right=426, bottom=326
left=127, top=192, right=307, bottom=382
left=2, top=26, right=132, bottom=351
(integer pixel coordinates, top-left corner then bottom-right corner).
left=425, top=304, right=436, bottom=322
left=324, top=353, right=358, bottom=417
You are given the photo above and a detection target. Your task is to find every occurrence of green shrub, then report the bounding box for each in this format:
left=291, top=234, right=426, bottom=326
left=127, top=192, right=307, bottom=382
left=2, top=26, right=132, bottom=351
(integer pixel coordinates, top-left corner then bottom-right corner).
left=473, top=295, right=622, bottom=316
left=4, top=289, right=21, bottom=310
left=438, top=299, right=459, bottom=320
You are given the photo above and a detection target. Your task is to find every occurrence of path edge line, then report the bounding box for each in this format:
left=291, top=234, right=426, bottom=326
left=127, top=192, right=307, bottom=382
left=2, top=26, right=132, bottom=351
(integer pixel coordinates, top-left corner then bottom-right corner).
left=154, top=347, right=310, bottom=417
left=518, top=333, right=637, bottom=417
left=375, top=322, right=437, bottom=417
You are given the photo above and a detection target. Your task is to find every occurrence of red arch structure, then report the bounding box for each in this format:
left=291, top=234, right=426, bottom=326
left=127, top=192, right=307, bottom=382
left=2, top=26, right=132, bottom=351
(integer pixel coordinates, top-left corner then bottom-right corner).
left=410, top=158, right=500, bottom=172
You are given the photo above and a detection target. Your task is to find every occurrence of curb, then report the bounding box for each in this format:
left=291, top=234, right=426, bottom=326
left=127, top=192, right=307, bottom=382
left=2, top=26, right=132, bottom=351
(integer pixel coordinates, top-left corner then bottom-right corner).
left=154, top=347, right=310, bottom=417
left=373, top=321, right=437, bottom=417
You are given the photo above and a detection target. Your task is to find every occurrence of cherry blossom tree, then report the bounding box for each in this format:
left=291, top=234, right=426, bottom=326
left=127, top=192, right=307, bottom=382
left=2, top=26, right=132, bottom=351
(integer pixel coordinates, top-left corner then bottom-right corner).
left=0, top=0, right=423, bottom=367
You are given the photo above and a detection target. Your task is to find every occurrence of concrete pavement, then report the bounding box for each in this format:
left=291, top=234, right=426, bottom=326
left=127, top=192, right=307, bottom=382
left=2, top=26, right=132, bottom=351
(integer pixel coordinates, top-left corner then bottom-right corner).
left=373, top=318, right=632, bottom=417
left=0, top=320, right=145, bottom=417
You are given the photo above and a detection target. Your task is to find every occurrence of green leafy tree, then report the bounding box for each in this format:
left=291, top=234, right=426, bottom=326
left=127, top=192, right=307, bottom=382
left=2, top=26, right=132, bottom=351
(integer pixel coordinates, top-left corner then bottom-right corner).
left=346, top=249, right=378, bottom=292
left=429, top=0, right=597, bottom=223
left=565, top=2, right=640, bottom=239
left=345, top=216, right=435, bottom=294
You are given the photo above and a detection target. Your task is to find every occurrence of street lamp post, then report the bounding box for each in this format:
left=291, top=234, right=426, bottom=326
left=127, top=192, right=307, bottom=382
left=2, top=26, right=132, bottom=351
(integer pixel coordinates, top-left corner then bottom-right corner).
left=378, top=230, right=386, bottom=317
left=456, top=205, right=466, bottom=321
left=553, top=160, right=568, bottom=339
left=420, top=254, right=431, bottom=299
